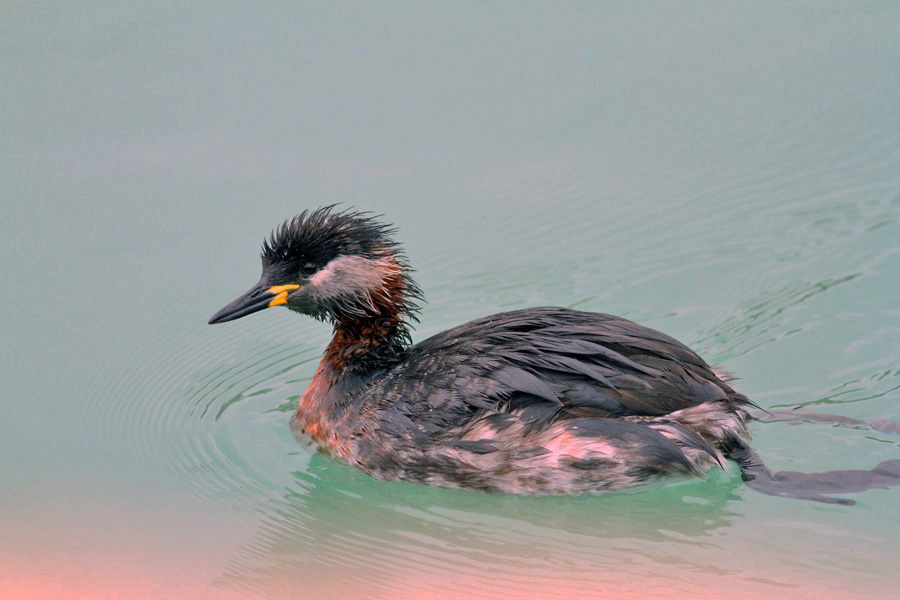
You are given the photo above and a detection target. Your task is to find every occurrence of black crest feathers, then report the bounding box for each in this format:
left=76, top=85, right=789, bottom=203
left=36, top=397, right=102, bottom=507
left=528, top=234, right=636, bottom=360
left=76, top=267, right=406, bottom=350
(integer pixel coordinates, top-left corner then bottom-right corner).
left=262, top=205, right=402, bottom=267
left=260, top=206, right=423, bottom=326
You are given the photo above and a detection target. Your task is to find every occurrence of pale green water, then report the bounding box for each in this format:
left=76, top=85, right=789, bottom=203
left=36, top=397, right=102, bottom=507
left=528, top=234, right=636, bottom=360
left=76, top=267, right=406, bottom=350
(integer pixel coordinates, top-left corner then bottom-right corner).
left=3, top=3, right=900, bottom=598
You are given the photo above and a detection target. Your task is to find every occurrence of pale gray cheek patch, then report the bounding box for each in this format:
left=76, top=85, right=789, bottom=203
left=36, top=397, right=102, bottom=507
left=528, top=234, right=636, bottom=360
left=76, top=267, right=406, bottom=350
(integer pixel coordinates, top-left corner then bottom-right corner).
left=308, top=255, right=392, bottom=313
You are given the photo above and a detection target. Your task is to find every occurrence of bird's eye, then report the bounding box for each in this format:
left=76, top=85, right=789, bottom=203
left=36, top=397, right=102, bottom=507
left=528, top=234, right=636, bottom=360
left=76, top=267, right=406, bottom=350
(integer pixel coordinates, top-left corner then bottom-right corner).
left=300, top=262, right=318, bottom=277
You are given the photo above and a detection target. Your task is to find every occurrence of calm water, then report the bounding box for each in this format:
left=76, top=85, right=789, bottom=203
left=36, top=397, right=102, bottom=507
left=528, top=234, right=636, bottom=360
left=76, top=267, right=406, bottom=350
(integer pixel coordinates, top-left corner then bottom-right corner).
left=3, top=3, right=900, bottom=598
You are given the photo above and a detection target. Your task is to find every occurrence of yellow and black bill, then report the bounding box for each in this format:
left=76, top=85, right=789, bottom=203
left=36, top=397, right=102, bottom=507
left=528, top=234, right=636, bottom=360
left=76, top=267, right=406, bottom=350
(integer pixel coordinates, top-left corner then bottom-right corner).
left=208, top=282, right=300, bottom=324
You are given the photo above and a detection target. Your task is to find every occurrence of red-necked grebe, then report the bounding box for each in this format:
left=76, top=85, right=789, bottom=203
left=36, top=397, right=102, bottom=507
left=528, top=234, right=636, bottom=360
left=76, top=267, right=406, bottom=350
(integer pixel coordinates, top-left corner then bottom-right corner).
left=209, top=207, right=900, bottom=503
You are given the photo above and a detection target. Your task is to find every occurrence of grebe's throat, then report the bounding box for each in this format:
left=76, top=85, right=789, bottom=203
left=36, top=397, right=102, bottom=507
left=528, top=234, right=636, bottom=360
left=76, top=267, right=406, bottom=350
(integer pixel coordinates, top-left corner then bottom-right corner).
left=318, top=254, right=421, bottom=373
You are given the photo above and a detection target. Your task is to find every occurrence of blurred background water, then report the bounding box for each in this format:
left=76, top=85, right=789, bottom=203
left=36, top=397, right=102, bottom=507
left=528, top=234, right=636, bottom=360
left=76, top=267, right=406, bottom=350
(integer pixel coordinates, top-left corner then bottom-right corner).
left=2, top=2, right=899, bottom=598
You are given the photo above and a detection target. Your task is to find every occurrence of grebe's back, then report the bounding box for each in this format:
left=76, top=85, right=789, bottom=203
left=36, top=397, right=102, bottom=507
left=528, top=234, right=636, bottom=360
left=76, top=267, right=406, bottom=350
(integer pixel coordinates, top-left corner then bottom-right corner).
left=305, top=306, right=751, bottom=494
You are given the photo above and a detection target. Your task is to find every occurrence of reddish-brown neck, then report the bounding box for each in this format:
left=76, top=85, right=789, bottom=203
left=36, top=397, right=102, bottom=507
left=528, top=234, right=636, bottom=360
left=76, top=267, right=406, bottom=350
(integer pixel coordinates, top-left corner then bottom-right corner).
left=327, top=258, right=416, bottom=373
left=294, top=255, right=420, bottom=456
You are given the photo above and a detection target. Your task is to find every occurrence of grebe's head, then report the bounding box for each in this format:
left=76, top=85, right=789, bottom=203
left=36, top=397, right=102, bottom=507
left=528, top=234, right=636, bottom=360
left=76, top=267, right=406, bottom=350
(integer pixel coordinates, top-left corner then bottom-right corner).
left=209, top=206, right=420, bottom=325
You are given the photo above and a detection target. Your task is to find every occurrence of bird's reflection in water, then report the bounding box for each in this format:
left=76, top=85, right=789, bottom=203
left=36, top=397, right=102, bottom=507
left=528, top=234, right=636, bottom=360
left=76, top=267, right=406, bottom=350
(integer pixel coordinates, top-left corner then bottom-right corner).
left=214, top=454, right=752, bottom=598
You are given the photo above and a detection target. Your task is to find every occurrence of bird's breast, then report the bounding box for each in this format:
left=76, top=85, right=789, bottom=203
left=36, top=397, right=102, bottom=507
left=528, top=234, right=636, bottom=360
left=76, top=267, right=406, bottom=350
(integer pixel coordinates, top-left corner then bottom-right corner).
left=292, top=361, right=347, bottom=456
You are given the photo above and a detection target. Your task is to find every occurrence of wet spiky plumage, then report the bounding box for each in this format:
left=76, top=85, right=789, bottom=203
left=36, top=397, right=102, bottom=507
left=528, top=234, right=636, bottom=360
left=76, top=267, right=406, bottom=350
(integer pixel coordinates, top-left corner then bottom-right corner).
left=236, top=206, right=757, bottom=494
left=261, top=206, right=423, bottom=329
left=295, top=305, right=755, bottom=493
left=263, top=206, right=404, bottom=277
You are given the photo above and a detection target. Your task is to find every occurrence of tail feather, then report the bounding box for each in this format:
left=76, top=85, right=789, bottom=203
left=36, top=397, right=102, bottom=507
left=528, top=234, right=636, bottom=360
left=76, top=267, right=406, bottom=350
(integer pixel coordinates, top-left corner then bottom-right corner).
left=657, top=401, right=749, bottom=445
left=647, top=421, right=726, bottom=469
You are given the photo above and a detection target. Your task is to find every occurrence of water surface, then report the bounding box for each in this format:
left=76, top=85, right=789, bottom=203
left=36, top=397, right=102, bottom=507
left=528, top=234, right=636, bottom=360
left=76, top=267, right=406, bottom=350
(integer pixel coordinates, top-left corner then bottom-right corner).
left=3, top=3, right=900, bottom=598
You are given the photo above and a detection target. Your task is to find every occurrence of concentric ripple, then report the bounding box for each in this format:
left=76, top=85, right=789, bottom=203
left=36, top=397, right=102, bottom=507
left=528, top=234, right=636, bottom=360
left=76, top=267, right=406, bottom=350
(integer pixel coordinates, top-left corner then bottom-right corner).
left=77, top=289, right=330, bottom=514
